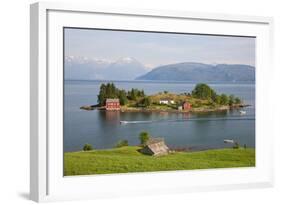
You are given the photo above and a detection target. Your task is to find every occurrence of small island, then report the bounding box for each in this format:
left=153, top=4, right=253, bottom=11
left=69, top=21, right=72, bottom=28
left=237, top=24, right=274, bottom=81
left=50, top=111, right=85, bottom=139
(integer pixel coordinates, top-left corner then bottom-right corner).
left=80, top=83, right=249, bottom=113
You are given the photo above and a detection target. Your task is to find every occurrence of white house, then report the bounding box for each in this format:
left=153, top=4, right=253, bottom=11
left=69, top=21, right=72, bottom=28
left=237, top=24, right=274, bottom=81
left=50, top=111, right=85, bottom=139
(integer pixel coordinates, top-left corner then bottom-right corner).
left=159, top=99, right=175, bottom=105
left=159, top=99, right=169, bottom=104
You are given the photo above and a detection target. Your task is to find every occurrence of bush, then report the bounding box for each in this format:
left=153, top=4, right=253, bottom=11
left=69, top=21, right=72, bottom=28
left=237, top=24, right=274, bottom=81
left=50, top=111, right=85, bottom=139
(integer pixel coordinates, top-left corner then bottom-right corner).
left=116, top=140, right=129, bottom=148
left=233, top=142, right=240, bottom=149
left=139, top=131, right=150, bottom=146
left=83, top=143, right=93, bottom=151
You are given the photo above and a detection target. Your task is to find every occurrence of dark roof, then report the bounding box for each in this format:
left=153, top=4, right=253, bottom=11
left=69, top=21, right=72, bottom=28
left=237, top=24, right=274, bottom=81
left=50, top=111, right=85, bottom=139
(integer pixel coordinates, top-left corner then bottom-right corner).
left=106, top=98, right=120, bottom=103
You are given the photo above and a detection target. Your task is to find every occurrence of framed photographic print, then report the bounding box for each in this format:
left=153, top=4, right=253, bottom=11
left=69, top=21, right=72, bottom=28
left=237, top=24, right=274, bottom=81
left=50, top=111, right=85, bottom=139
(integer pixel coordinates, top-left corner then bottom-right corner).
left=30, top=2, right=274, bottom=202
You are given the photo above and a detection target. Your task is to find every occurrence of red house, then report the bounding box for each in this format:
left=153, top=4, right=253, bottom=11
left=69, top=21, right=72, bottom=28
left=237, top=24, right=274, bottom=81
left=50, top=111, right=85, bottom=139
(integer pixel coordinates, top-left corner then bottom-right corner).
left=182, top=102, right=192, bottom=110
left=105, top=98, right=120, bottom=111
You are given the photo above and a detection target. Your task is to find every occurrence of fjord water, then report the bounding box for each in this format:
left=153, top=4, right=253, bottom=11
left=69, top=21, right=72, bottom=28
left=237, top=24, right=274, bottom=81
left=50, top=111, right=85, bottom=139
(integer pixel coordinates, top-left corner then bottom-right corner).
left=64, top=80, right=255, bottom=152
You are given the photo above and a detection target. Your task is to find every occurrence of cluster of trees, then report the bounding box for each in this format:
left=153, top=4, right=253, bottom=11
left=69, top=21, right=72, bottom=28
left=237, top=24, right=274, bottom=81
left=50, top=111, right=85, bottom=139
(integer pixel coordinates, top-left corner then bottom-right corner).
left=97, top=83, right=124, bottom=105
left=136, top=96, right=152, bottom=107
left=97, top=83, right=146, bottom=106
left=127, top=88, right=145, bottom=100
left=192, top=83, right=242, bottom=106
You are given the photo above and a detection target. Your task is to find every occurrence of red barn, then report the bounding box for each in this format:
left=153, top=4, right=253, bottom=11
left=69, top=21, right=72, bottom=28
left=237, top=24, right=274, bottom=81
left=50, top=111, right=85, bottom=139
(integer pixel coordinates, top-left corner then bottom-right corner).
left=105, top=98, right=120, bottom=111
left=182, top=102, right=192, bottom=110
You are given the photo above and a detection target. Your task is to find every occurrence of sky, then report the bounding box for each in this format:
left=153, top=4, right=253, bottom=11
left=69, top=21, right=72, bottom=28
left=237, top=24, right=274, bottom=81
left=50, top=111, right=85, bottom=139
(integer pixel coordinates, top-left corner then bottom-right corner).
left=64, top=28, right=255, bottom=69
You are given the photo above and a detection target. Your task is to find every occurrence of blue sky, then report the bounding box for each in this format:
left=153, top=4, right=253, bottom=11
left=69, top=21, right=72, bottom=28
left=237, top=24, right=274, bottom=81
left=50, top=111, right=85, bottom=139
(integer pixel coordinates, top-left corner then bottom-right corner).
left=64, top=28, right=255, bottom=68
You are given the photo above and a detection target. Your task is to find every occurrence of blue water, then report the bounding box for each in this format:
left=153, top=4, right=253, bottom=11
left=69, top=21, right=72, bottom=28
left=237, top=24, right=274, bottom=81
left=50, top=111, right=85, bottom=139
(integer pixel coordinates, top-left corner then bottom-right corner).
left=64, top=80, right=255, bottom=152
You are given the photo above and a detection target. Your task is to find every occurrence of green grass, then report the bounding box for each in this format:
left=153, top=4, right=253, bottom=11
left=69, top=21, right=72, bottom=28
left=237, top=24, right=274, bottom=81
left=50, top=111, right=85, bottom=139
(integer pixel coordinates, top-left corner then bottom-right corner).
left=64, top=146, right=255, bottom=176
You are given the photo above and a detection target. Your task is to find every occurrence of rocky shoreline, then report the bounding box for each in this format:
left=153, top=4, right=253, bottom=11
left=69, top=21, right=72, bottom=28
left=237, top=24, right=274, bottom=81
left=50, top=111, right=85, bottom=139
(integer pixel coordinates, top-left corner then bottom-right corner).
left=80, top=104, right=250, bottom=113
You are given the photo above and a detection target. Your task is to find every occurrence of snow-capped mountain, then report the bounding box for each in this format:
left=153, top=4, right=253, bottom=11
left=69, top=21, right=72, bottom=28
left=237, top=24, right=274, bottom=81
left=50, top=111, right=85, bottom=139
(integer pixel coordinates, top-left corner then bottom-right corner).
left=64, top=56, right=147, bottom=80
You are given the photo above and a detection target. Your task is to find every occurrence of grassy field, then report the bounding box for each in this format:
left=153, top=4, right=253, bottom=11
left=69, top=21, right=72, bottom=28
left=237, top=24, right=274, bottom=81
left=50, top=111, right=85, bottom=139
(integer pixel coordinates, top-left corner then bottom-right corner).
left=64, top=146, right=255, bottom=176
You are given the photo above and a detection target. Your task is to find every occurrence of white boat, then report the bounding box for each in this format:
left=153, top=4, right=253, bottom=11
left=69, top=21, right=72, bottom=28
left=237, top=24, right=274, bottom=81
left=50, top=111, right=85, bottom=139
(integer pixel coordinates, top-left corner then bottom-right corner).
left=224, top=139, right=235, bottom=144
left=120, top=120, right=153, bottom=124
left=239, top=110, right=246, bottom=115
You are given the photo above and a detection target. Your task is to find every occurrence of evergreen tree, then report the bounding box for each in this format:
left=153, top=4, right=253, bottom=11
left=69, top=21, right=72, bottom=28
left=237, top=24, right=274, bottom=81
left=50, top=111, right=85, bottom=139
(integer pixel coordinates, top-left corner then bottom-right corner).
left=220, top=94, right=229, bottom=105
left=234, top=97, right=242, bottom=104
left=142, top=97, right=151, bottom=107
left=118, top=90, right=128, bottom=105
left=214, top=95, right=222, bottom=104
left=97, top=83, right=107, bottom=105
left=228, top=94, right=235, bottom=106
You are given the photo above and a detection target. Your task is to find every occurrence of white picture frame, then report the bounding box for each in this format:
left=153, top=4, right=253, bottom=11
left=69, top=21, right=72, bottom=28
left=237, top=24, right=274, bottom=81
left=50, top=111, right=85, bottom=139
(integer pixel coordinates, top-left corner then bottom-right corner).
left=30, top=2, right=274, bottom=202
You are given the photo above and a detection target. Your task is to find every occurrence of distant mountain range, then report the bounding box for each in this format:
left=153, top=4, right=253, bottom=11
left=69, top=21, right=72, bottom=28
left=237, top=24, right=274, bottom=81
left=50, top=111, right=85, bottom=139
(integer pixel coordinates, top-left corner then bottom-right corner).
left=136, top=62, right=255, bottom=82
left=65, top=57, right=255, bottom=82
left=65, top=56, right=147, bottom=80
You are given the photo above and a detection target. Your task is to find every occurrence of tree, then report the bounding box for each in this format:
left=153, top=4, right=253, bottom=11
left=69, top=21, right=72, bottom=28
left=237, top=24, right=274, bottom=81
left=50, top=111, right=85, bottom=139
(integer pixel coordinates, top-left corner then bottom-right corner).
left=98, top=83, right=146, bottom=105
left=214, top=95, right=222, bottom=104
left=192, top=83, right=216, bottom=100
left=143, top=97, right=151, bottom=107
left=128, top=88, right=146, bottom=100
left=139, top=131, right=150, bottom=146
left=234, top=97, right=242, bottom=104
left=220, top=94, right=229, bottom=105
left=118, top=90, right=128, bottom=105
left=137, top=89, right=145, bottom=97
left=211, top=92, right=217, bottom=102
left=97, top=83, right=107, bottom=105
left=228, top=95, right=235, bottom=106
left=128, top=88, right=137, bottom=100
left=83, top=143, right=93, bottom=151
left=97, top=83, right=119, bottom=105
left=106, top=83, right=118, bottom=98
left=98, top=83, right=132, bottom=106
left=164, top=90, right=168, bottom=94
left=116, top=140, right=129, bottom=148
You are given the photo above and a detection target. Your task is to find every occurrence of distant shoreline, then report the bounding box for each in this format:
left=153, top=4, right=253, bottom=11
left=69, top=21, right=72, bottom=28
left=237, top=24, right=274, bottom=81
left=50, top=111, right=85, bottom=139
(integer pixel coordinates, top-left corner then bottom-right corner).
left=65, top=79, right=255, bottom=85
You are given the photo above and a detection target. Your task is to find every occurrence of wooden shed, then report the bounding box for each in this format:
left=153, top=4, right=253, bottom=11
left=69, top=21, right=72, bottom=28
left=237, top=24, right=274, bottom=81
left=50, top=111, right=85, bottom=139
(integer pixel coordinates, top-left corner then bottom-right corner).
left=105, top=98, right=120, bottom=111
left=182, top=101, right=192, bottom=110
left=140, top=138, right=169, bottom=156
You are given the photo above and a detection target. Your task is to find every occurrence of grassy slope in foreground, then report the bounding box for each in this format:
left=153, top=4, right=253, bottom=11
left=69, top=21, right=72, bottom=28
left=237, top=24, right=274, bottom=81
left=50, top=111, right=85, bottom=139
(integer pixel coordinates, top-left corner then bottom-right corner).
left=64, top=146, right=255, bottom=176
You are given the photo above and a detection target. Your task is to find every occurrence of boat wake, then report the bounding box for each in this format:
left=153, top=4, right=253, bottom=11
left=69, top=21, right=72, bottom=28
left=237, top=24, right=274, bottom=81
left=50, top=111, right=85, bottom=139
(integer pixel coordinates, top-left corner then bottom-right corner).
left=120, top=115, right=255, bottom=125
left=120, top=120, right=153, bottom=124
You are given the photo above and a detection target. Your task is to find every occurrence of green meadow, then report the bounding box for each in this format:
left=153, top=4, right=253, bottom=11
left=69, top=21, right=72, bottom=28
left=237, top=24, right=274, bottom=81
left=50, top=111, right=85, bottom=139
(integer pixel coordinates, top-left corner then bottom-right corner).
left=64, top=146, right=255, bottom=176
